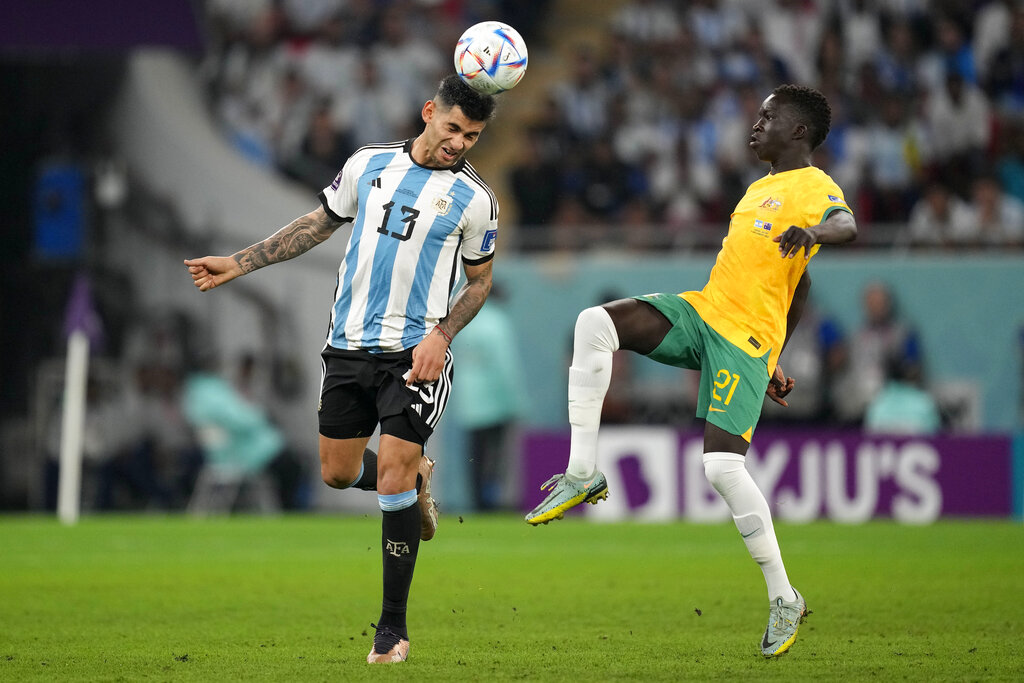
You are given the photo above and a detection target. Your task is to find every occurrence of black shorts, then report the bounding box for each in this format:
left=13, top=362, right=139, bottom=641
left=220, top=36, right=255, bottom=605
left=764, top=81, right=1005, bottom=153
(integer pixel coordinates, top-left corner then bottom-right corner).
left=317, top=345, right=454, bottom=446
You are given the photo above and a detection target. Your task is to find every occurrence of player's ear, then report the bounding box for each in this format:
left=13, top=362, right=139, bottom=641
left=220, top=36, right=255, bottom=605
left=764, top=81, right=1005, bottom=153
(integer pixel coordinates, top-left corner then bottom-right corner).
left=792, top=123, right=807, bottom=141
left=422, top=100, right=435, bottom=124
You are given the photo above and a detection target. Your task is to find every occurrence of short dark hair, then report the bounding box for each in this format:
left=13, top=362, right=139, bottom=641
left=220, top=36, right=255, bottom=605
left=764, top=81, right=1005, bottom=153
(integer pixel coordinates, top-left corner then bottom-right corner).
left=436, top=74, right=497, bottom=121
left=772, top=84, right=832, bottom=150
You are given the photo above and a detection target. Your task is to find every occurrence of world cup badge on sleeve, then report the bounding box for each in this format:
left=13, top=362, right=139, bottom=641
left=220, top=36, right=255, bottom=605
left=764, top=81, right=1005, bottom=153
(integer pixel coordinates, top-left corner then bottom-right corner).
left=480, top=228, right=497, bottom=252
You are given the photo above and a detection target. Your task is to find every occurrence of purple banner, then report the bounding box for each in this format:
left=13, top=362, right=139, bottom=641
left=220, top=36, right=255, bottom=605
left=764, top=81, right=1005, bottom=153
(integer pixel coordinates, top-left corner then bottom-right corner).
left=522, top=428, right=1014, bottom=523
left=0, top=2, right=202, bottom=52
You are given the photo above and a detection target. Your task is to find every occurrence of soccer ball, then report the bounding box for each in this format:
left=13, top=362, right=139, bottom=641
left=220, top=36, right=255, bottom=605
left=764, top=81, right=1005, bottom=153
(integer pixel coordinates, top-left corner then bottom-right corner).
left=454, top=21, right=528, bottom=95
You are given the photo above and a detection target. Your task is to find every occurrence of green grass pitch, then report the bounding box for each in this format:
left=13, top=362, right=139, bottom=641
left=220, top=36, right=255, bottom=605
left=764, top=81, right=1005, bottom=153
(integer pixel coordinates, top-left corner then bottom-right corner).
left=1, top=514, right=1022, bottom=681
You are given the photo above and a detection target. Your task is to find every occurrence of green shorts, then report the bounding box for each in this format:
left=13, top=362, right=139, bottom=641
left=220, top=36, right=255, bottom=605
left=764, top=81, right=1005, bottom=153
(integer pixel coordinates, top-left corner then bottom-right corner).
left=634, top=293, right=771, bottom=441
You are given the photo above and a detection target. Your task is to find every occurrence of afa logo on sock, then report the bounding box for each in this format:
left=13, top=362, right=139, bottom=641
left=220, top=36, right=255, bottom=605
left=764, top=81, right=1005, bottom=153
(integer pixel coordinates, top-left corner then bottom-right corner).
left=386, top=539, right=410, bottom=557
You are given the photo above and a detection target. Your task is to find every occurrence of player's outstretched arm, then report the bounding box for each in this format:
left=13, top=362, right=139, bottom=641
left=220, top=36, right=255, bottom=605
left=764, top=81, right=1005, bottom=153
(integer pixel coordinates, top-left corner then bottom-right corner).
left=407, top=260, right=493, bottom=385
left=184, top=206, right=343, bottom=292
left=774, top=209, right=858, bottom=259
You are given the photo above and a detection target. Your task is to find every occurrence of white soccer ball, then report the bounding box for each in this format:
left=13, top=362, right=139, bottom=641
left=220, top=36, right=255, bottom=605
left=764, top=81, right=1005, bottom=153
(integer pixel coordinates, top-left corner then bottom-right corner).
left=454, top=21, right=528, bottom=95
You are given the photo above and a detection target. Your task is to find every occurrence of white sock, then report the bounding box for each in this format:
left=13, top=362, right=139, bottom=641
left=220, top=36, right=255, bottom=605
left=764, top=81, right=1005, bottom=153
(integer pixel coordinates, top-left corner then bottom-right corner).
left=565, top=306, right=619, bottom=481
left=703, top=452, right=796, bottom=602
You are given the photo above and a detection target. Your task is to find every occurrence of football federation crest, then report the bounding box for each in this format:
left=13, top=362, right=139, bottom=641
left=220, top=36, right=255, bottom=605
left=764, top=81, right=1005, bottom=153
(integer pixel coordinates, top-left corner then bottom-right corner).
left=431, top=193, right=454, bottom=216
left=386, top=539, right=410, bottom=557
left=758, top=196, right=783, bottom=212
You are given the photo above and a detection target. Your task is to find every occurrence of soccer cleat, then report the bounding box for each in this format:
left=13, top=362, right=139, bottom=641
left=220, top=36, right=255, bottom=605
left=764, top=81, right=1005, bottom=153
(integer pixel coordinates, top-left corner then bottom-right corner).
left=760, top=587, right=808, bottom=657
left=524, top=471, right=608, bottom=525
left=366, top=624, right=410, bottom=663
left=418, top=456, right=438, bottom=541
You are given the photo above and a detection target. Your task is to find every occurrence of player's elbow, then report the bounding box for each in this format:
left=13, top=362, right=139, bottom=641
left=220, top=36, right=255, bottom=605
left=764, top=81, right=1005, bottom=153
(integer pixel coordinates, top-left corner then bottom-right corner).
left=841, top=214, right=858, bottom=243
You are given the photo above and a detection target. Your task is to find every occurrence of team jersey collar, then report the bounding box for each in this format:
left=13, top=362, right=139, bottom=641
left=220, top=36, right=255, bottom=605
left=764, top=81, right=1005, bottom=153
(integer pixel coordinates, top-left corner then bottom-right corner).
left=404, top=138, right=467, bottom=173
left=769, top=162, right=814, bottom=176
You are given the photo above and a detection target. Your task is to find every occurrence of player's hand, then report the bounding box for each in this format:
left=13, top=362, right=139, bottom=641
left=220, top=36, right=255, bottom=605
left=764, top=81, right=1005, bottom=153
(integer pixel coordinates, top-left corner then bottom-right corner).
left=774, top=226, right=817, bottom=259
left=766, top=363, right=795, bottom=407
left=407, top=328, right=449, bottom=386
left=184, top=256, right=242, bottom=291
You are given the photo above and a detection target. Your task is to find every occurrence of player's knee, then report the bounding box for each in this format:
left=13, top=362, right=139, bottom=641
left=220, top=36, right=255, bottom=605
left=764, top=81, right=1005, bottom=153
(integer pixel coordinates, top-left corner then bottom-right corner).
left=703, top=457, right=738, bottom=496
left=575, top=306, right=619, bottom=353
left=321, top=460, right=359, bottom=489
left=376, top=461, right=418, bottom=496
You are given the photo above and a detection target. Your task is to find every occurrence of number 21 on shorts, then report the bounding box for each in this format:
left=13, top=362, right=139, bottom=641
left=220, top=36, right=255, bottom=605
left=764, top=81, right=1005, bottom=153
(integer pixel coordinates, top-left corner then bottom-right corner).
left=713, top=368, right=740, bottom=406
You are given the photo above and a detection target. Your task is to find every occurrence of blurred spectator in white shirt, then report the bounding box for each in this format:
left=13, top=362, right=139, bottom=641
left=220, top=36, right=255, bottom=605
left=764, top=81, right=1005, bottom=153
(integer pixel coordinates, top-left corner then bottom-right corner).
left=261, top=66, right=315, bottom=164
left=371, top=6, right=445, bottom=116
left=837, top=0, right=883, bottom=74
left=921, top=71, right=991, bottom=189
left=611, top=0, right=681, bottom=45
left=758, top=0, right=825, bottom=85
left=687, top=0, right=749, bottom=54
left=874, top=16, right=924, bottom=94
left=281, top=0, right=345, bottom=36
left=300, top=13, right=360, bottom=104
left=332, top=55, right=415, bottom=147
left=907, top=181, right=974, bottom=246
left=983, top=4, right=1024, bottom=115
left=831, top=282, right=925, bottom=424
left=860, top=92, right=925, bottom=223
left=962, top=173, right=1024, bottom=246
left=973, top=0, right=1014, bottom=82
left=552, top=46, right=612, bottom=143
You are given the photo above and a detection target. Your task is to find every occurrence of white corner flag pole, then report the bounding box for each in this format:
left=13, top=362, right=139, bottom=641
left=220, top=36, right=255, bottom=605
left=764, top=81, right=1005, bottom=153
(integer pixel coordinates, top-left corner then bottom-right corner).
left=57, top=329, right=90, bottom=525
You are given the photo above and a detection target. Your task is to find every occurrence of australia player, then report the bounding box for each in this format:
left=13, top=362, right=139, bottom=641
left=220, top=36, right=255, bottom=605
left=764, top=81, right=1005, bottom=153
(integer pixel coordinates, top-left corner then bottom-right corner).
left=525, top=84, right=857, bottom=657
left=185, top=75, right=498, bottom=664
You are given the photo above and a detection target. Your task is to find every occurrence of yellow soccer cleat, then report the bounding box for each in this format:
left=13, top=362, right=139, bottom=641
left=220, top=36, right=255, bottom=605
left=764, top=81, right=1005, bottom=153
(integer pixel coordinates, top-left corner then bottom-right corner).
left=524, top=472, right=608, bottom=525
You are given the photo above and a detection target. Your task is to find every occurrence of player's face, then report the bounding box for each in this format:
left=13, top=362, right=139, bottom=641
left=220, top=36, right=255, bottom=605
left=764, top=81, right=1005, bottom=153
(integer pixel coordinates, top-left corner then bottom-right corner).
left=749, top=94, right=798, bottom=163
left=418, top=100, right=487, bottom=168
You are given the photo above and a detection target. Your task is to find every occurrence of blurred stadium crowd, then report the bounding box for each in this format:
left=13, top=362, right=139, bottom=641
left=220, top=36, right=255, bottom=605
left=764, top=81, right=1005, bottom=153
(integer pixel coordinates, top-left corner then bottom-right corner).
left=3, top=0, right=1022, bottom=514
left=199, top=0, right=549, bottom=197
left=201, top=0, right=1024, bottom=251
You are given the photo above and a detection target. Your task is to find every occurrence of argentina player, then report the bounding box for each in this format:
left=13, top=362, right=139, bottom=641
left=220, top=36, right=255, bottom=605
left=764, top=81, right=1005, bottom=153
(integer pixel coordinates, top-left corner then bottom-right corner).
left=185, top=75, right=498, bottom=664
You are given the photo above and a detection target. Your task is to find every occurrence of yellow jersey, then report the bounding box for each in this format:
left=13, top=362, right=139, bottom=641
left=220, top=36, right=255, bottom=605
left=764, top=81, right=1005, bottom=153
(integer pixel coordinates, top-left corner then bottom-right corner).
left=681, top=166, right=851, bottom=374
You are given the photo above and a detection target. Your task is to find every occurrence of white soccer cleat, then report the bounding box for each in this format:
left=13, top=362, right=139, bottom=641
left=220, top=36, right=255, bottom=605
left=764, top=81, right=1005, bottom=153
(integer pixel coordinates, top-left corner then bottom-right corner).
left=760, top=587, right=808, bottom=657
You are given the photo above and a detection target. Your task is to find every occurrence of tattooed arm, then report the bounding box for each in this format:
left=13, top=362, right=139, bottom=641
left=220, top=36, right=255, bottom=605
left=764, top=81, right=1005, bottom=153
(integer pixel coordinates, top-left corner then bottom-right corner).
left=405, top=259, right=494, bottom=385
left=438, top=259, right=493, bottom=341
left=184, top=206, right=343, bottom=292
